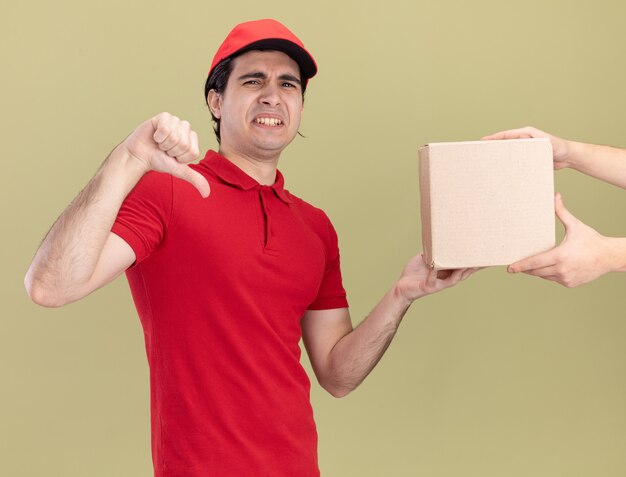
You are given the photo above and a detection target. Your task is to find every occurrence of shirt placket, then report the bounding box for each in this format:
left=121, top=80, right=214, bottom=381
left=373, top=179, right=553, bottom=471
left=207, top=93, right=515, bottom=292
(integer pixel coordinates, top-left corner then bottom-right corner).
left=258, top=186, right=275, bottom=251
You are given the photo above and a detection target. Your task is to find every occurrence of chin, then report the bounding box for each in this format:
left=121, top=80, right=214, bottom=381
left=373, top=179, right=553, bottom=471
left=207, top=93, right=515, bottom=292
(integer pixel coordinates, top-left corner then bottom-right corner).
left=255, top=138, right=294, bottom=153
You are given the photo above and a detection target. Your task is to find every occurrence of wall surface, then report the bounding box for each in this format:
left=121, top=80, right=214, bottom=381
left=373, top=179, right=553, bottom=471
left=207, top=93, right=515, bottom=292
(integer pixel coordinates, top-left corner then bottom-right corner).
left=2, top=1, right=625, bottom=476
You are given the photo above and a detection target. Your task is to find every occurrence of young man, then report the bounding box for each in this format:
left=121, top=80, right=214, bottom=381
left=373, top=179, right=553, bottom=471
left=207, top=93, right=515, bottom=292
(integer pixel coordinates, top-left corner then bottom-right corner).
left=25, top=19, right=476, bottom=476
left=484, top=126, right=626, bottom=287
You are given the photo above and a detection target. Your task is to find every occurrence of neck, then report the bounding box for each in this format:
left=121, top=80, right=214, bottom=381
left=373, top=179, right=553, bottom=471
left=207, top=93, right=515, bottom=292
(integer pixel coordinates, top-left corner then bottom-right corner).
left=218, top=146, right=280, bottom=185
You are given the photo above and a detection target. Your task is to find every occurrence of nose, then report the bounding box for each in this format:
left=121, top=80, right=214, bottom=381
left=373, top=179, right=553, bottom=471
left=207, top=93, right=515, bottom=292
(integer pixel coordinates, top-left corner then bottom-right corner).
left=259, top=82, right=281, bottom=107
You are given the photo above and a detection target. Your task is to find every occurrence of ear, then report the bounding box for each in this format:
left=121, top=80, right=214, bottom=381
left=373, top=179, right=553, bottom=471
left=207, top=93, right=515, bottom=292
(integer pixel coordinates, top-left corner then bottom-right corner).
left=207, top=89, right=222, bottom=119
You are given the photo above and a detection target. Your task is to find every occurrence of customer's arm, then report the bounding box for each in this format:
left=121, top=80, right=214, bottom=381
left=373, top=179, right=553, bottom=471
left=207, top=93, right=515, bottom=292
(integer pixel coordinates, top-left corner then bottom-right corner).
left=482, top=126, right=626, bottom=287
left=507, top=193, right=626, bottom=287
left=482, top=126, right=626, bottom=189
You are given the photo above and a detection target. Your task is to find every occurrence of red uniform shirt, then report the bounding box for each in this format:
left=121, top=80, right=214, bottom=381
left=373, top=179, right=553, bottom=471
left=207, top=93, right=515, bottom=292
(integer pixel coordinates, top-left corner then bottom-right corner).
left=111, top=150, right=348, bottom=477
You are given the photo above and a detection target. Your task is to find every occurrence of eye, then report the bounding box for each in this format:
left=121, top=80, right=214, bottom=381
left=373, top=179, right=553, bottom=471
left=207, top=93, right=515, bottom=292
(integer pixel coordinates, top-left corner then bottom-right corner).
left=244, top=80, right=261, bottom=86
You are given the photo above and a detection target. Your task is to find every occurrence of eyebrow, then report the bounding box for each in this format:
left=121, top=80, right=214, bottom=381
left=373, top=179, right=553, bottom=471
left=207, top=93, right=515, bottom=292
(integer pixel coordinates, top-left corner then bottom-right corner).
left=237, top=71, right=302, bottom=85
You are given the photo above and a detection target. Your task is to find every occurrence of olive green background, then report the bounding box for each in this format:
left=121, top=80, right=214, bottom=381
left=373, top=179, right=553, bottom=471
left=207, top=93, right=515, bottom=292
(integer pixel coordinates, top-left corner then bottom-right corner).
left=2, top=0, right=625, bottom=475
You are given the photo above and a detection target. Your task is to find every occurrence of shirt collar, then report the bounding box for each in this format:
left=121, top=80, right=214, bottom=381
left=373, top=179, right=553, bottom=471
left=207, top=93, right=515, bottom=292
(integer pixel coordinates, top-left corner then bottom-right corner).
left=200, top=150, right=293, bottom=204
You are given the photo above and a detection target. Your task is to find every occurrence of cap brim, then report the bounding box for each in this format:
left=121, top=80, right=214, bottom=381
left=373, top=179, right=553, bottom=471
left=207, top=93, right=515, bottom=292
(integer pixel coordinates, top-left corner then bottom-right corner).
left=234, top=38, right=317, bottom=80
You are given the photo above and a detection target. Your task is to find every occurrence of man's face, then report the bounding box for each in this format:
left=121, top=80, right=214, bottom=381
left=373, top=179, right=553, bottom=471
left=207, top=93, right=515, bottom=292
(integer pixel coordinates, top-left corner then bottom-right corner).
left=209, top=50, right=304, bottom=161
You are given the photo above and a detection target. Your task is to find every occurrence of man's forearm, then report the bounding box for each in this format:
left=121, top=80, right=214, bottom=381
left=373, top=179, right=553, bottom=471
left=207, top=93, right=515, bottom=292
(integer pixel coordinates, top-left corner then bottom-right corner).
left=567, top=141, right=626, bottom=189
left=25, top=146, right=146, bottom=306
left=304, top=260, right=472, bottom=398
left=324, top=286, right=411, bottom=397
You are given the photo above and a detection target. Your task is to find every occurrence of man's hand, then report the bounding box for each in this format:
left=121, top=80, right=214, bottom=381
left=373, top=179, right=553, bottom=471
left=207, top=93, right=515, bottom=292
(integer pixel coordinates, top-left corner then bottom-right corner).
left=25, top=112, right=211, bottom=307
left=481, top=126, right=572, bottom=170
left=394, top=255, right=478, bottom=303
left=508, top=193, right=617, bottom=287
left=122, top=112, right=210, bottom=197
left=302, top=256, right=478, bottom=398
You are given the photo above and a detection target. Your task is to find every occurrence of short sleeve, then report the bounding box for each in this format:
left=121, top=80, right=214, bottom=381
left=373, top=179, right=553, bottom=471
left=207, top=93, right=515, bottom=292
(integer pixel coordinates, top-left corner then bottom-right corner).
left=111, top=171, right=173, bottom=265
left=307, top=217, right=349, bottom=310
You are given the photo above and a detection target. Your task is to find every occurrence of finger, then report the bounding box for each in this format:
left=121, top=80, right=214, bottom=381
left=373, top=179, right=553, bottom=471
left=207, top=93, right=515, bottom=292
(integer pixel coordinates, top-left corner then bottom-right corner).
left=450, top=268, right=467, bottom=282
left=508, top=249, right=558, bottom=273
left=554, top=192, right=579, bottom=231
left=438, top=268, right=465, bottom=286
left=544, top=276, right=567, bottom=285
left=522, top=273, right=561, bottom=284
left=177, top=129, right=200, bottom=164
left=480, top=128, right=535, bottom=141
left=151, top=113, right=173, bottom=143
left=158, top=116, right=182, bottom=152
left=461, top=267, right=481, bottom=280
left=484, top=126, right=550, bottom=141
left=166, top=162, right=211, bottom=198
left=426, top=268, right=438, bottom=288
left=166, top=120, right=192, bottom=159
left=480, top=132, right=528, bottom=141
left=520, top=265, right=560, bottom=278
left=534, top=274, right=567, bottom=285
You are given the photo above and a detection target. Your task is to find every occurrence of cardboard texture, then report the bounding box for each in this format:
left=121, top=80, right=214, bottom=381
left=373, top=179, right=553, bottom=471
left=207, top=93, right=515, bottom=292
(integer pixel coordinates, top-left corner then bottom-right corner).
left=419, top=138, right=555, bottom=269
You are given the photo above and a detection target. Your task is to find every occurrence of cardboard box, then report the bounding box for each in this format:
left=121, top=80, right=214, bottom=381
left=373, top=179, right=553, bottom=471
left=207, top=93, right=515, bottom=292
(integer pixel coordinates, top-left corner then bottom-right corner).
left=419, top=138, right=555, bottom=269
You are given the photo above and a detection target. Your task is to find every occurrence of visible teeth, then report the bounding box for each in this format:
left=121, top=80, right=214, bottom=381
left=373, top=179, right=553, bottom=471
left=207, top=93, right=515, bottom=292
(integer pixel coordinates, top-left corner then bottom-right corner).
left=256, top=118, right=282, bottom=126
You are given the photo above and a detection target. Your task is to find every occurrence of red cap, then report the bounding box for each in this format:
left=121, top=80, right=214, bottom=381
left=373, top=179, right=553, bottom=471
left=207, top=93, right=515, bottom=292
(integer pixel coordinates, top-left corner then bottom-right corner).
left=208, top=19, right=317, bottom=82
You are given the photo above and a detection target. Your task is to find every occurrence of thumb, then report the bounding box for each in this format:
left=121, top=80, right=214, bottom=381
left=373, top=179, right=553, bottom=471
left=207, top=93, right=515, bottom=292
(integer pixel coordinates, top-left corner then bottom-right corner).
left=554, top=192, right=578, bottom=230
left=169, top=161, right=211, bottom=198
left=426, top=268, right=438, bottom=288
